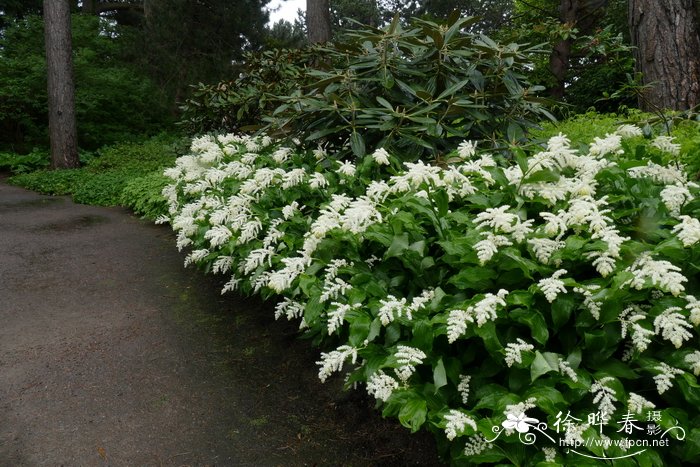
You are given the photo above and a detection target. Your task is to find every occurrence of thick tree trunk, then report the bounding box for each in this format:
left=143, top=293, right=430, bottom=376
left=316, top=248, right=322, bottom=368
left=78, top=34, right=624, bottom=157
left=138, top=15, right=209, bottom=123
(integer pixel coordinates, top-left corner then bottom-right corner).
left=549, top=0, right=579, bottom=99
left=306, top=0, right=332, bottom=43
left=44, top=0, right=80, bottom=169
left=629, top=0, right=700, bottom=110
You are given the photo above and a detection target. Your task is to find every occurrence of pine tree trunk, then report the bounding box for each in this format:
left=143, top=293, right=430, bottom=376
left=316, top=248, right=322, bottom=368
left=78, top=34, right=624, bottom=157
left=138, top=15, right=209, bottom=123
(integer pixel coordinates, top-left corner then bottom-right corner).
left=629, top=0, right=700, bottom=110
left=44, top=0, right=79, bottom=169
left=306, top=0, right=331, bottom=43
left=549, top=0, right=579, bottom=99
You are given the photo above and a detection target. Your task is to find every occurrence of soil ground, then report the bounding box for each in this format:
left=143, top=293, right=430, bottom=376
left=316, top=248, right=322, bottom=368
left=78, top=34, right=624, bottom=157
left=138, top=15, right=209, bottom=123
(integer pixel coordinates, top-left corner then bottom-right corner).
left=0, top=176, right=443, bottom=467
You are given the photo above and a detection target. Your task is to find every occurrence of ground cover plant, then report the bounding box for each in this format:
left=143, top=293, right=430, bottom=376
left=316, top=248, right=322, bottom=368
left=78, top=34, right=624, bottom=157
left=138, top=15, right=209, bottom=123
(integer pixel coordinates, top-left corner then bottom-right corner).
left=9, top=134, right=184, bottom=217
left=161, top=127, right=700, bottom=466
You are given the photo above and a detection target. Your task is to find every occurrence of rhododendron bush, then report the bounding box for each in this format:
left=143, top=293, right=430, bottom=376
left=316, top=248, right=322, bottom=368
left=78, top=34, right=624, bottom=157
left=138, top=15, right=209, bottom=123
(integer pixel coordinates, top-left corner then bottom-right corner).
left=160, top=128, right=700, bottom=465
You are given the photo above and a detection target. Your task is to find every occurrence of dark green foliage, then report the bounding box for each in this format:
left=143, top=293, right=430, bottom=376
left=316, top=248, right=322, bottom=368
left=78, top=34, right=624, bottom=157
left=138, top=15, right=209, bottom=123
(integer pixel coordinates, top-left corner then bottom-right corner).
left=136, top=0, right=271, bottom=102
left=267, top=14, right=552, bottom=161
left=9, top=134, right=184, bottom=207
left=0, top=15, right=50, bottom=151
left=504, top=0, right=635, bottom=115
left=0, top=14, right=173, bottom=151
left=179, top=47, right=320, bottom=134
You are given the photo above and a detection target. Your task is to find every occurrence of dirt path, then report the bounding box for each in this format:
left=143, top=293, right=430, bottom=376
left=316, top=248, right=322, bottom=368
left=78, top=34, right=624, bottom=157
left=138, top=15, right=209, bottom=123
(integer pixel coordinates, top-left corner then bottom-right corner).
left=0, top=177, right=441, bottom=467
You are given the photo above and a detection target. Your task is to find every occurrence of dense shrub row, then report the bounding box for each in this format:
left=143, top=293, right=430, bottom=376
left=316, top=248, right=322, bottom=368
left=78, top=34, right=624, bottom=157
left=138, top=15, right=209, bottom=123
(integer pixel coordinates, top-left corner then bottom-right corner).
left=181, top=14, right=553, bottom=163
left=162, top=128, right=700, bottom=465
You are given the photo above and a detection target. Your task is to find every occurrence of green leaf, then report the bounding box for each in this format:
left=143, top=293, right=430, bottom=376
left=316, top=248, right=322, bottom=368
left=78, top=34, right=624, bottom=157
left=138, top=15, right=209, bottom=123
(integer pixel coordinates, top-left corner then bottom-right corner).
left=433, top=358, right=447, bottom=392
left=551, top=294, right=576, bottom=329
left=350, top=131, right=366, bottom=156
left=376, top=96, right=393, bottom=110
left=348, top=313, right=371, bottom=346
left=386, top=233, right=410, bottom=258
left=398, top=397, right=427, bottom=433
left=511, top=308, right=549, bottom=345
left=531, top=351, right=559, bottom=382
left=449, top=267, right=497, bottom=290
left=523, top=169, right=560, bottom=184
left=683, top=429, right=700, bottom=462
left=524, top=386, right=566, bottom=415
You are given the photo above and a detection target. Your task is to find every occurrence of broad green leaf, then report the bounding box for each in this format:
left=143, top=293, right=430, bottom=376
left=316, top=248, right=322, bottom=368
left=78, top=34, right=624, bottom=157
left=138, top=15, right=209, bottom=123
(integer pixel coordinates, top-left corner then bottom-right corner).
left=433, top=358, right=447, bottom=392
left=449, top=267, right=497, bottom=290
left=551, top=294, right=576, bottom=329
left=531, top=351, right=559, bottom=382
left=398, top=397, right=427, bottom=432
left=511, top=308, right=549, bottom=345
left=386, top=233, right=410, bottom=258
left=350, top=131, right=366, bottom=156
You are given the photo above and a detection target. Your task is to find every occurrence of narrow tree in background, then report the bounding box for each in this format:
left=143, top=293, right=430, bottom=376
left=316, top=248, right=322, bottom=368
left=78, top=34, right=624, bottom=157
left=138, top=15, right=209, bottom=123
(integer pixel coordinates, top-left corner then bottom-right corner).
left=44, top=0, right=79, bottom=169
left=307, top=0, right=332, bottom=43
left=629, top=0, right=700, bottom=110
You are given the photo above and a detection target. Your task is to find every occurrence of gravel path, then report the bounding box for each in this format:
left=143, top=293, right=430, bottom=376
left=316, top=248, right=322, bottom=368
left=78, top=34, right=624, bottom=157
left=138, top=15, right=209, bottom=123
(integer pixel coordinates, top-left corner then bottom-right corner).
left=0, top=177, right=440, bottom=467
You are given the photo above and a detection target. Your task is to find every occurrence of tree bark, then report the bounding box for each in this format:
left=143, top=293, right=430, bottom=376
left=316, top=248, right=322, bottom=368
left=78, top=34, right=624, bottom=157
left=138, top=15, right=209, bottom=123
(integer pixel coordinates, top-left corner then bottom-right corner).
left=307, top=0, right=332, bottom=43
left=44, top=0, right=80, bottom=169
left=629, top=0, right=700, bottom=110
left=549, top=0, right=579, bottom=99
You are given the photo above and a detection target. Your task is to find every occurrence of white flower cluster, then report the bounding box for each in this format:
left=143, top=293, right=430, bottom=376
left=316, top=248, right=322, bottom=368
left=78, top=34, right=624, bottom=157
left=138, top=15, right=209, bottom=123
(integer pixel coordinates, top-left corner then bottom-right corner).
left=619, top=305, right=655, bottom=353
left=457, top=374, right=471, bottom=404
left=366, top=370, right=399, bottom=402
left=686, top=295, right=700, bottom=326
left=653, top=363, right=684, bottom=395
left=463, top=434, right=489, bottom=456
left=673, top=215, right=700, bottom=246
left=627, top=392, right=656, bottom=414
left=444, top=410, right=477, bottom=440
left=651, top=135, right=681, bottom=156
left=504, top=397, right=537, bottom=418
left=508, top=134, right=615, bottom=204
left=473, top=206, right=533, bottom=264
left=316, top=345, right=358, bottom=383
left=394, top=345, right=427, bottom=382
left=661, top=184, right=693, bottom=217
left=685, top=351, right=700, bottom=376
left=378, top=289, right=434, bottom=326
left=504, top=338, right=534, bottom=367
left=574, top=285, right=602, bottom=320
left=590, top=376, right=617, bottom=416
left=537, top=269, right=568, bottom=302
left=615, top=124, right=643, bottom=139
left=447, top=290, right=509, bottom=343
left=623, top=253, right=687, bottom=296
left=274, top=298, right=305, bottom=321
left=654, top=307, right=693, bottom=348
left=558, top=358, right=578, bottom=382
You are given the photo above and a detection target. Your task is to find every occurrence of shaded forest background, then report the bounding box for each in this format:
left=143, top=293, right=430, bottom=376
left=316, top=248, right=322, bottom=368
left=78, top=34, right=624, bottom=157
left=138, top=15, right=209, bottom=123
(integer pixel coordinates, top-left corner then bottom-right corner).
left=1, top=0, right=699, bottom=155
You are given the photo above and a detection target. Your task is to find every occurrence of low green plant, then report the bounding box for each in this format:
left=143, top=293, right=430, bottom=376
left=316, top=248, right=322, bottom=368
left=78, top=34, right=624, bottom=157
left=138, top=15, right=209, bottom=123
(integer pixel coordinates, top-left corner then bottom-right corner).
left=120, top=172, right=171, bottom=220
left=162, top=129, right=700, bottom=466
left=534, top=111, right=700, bottom=177
left=9, top=134, right=184, bottom=206
left=0, top=149, right=49, bottom=173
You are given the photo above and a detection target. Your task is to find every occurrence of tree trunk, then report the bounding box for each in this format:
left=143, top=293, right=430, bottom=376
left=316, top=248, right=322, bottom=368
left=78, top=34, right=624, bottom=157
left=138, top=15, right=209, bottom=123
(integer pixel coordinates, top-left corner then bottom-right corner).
left=629, top=0, right=700, bottom=110
left=307, top=0, right=332, bottom=43
left=549, top=0, right=579, bottom=99
left=44, top=0, right=80, bottom=169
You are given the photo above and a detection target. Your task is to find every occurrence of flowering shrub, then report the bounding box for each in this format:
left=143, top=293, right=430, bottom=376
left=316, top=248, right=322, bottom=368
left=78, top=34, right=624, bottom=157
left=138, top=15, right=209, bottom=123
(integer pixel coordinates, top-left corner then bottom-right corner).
left=160, top=128, right=700, bottom=465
